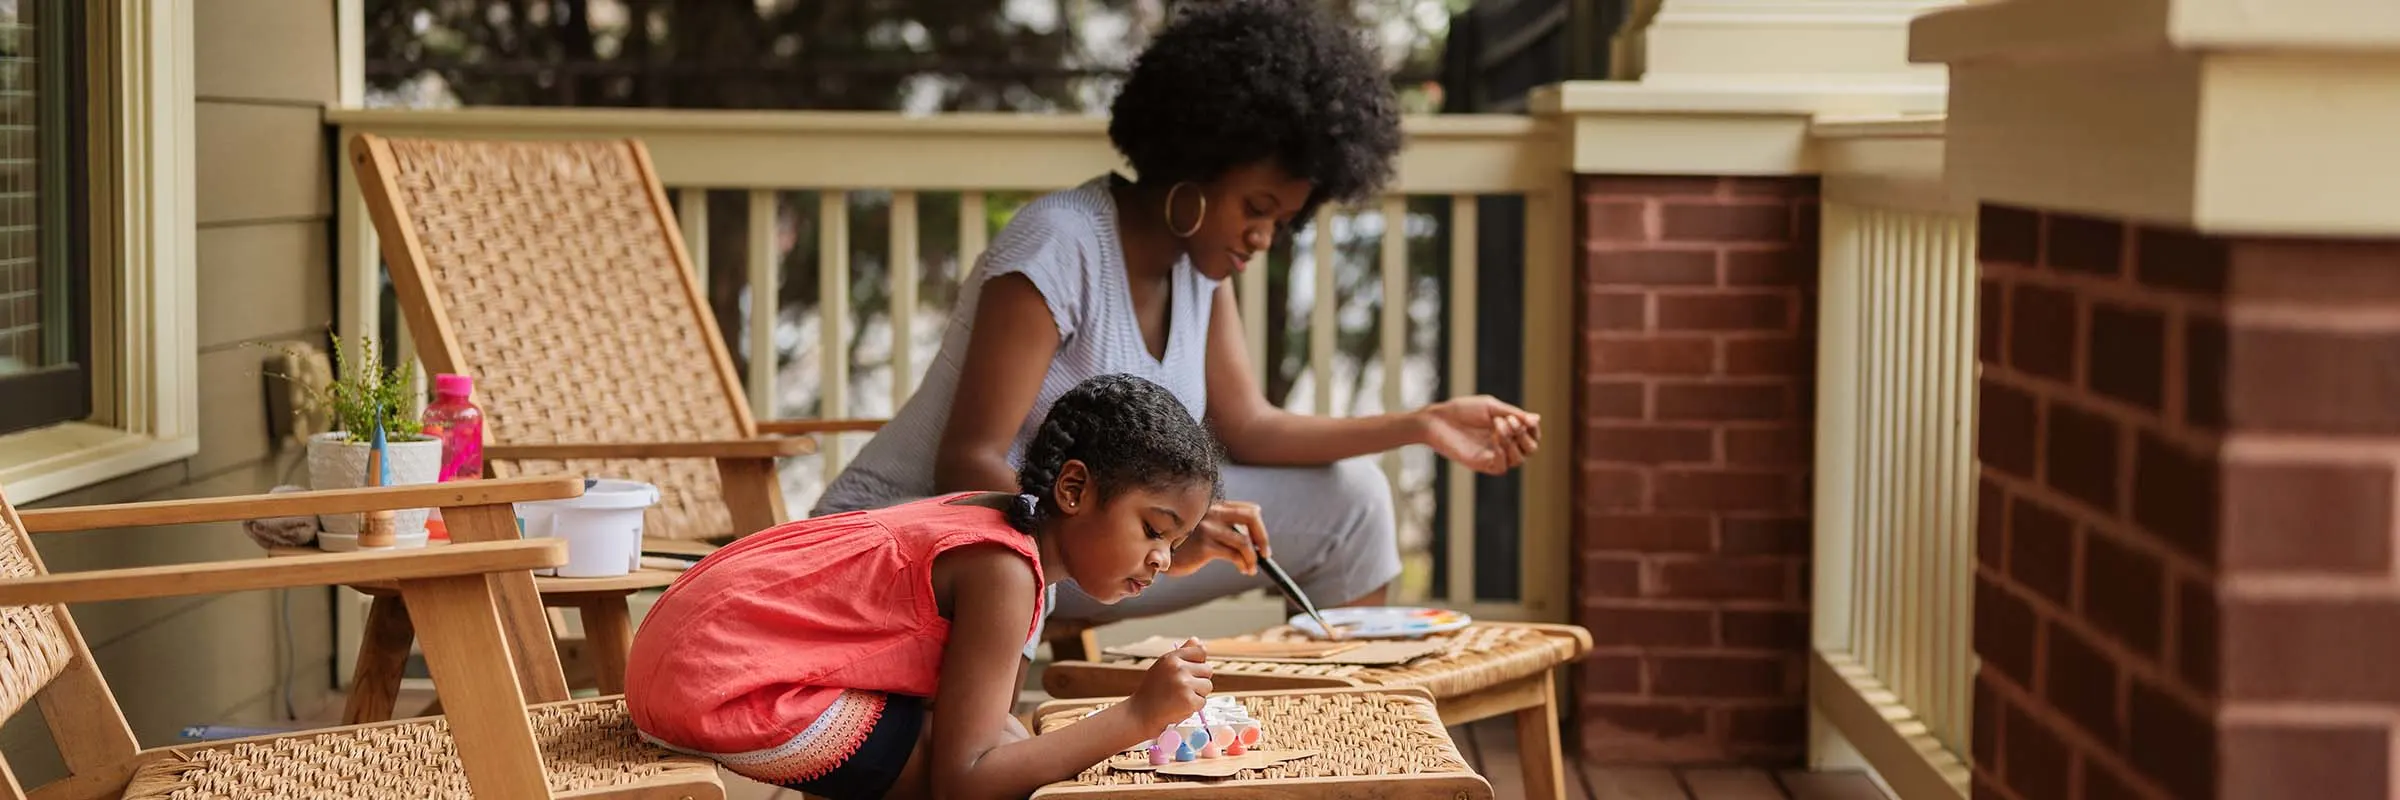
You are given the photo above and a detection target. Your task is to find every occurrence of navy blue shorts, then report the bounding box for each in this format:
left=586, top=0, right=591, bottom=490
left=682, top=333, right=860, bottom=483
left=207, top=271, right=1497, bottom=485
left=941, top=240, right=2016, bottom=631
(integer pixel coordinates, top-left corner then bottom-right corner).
left=783, top=693, right=924, bottom=799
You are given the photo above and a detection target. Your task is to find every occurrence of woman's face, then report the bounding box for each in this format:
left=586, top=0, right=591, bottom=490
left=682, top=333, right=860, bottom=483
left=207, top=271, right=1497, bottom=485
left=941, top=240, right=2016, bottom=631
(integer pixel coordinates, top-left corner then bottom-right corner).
left=1168, top=161, right=1314, bottom=282
left=1051, top=464, right=1214, bottom=603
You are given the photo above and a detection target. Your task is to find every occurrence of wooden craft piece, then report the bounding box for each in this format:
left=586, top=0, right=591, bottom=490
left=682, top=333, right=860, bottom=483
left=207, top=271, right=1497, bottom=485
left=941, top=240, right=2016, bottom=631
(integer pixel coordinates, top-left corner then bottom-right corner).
left=1105, top=635, right=1446, bottom=666
left=1201, top=640, right=1365, bottom=659
left=1108, top=749, right=1319, bottom=778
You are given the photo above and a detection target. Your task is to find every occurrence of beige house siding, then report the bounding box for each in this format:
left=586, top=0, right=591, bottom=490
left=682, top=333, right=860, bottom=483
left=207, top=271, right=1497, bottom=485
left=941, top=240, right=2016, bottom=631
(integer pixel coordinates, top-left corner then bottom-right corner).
left=2, top=1, right=339, bottom=786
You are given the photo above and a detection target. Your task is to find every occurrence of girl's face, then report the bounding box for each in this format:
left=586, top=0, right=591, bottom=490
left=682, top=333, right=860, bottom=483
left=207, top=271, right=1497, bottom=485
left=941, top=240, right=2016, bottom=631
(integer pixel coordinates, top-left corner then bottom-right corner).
left=1170, top=161, right=1314, bottom=282
left=1050, top=463, right=1215, bottom=603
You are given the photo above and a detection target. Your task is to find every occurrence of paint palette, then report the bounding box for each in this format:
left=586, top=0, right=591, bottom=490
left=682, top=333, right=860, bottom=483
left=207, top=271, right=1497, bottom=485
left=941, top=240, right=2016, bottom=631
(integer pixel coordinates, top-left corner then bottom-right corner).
left=1286, top=606, right=1472, bottom=639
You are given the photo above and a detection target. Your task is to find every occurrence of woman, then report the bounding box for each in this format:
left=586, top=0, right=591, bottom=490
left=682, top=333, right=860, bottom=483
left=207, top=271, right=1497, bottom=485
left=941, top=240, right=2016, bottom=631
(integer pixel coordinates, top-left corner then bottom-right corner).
left=815, top=0, right=1542, bottom=657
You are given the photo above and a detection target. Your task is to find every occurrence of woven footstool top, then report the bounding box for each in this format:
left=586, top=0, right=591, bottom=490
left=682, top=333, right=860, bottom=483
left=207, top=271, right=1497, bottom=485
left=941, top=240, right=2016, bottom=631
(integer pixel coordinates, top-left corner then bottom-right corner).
left=120, top=698, right=717, bottom=799
left=1029, top=687, right=1492, bottom=798
left=1058, top=621, right=1592, bottom=700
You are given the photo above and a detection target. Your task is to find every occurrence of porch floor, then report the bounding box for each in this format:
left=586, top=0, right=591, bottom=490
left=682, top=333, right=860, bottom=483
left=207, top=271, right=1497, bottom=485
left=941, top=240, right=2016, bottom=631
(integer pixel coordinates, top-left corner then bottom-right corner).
left=340, top=684, right=1886, bottom=799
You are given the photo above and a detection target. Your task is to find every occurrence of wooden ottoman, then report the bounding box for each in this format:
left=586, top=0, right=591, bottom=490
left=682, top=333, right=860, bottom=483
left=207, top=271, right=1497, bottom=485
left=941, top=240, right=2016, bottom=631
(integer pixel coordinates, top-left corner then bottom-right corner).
left=1043, top=621, right=1592, bottom=800
left=1028, top=686, right=1494, bottom=799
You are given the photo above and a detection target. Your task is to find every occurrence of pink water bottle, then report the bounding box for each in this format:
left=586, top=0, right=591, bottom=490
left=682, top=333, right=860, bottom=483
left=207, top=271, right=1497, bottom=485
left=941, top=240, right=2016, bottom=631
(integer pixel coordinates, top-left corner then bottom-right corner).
left=421, top=374, right=486, bottom=540
left=423, top=374, right=485, bottom=481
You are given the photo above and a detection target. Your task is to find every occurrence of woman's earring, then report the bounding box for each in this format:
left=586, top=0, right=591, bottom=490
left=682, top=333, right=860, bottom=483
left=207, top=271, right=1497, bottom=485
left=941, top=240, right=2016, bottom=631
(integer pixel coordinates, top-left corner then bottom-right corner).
left=1165, top=182, right=1205, bottom=238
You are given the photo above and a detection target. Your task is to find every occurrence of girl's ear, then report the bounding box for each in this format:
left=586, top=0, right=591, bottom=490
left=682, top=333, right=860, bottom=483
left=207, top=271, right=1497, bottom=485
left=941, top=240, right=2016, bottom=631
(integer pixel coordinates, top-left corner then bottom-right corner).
left=1053, top=460, right=1095, bottom=516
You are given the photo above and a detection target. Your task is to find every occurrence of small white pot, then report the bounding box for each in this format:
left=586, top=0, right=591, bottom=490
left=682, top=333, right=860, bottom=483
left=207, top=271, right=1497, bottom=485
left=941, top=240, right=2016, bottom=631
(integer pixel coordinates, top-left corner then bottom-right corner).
left=306, top=431, right=444, bottom=550
left=516, top=479, right=660, bottom=578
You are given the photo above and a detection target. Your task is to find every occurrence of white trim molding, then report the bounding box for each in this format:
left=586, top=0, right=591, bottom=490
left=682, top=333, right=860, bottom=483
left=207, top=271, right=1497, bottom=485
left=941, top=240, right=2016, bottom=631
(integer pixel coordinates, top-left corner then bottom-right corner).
left=1533, top=0, right=1956, bottom=177
left=1644, top=0, right=1956, bottom=89
left=1915, top=0, right=2400, bottom=236
left=0, top=1, right=200, bottom=503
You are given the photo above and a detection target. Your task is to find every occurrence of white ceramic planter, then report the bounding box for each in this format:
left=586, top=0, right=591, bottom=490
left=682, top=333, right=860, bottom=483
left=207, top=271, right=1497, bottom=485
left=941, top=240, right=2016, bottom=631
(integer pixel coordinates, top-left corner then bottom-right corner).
left=306, top=431, right=444, bottom=550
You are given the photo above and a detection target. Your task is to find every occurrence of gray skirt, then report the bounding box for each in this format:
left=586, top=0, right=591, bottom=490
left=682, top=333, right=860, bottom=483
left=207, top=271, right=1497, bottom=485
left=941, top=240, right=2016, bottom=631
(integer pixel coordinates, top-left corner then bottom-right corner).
left=812, top=457, right=1403, bottom=660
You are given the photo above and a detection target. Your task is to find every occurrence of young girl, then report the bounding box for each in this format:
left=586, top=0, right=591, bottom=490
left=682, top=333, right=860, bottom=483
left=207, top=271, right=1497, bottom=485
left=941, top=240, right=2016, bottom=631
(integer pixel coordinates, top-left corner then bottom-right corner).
left=625, top=373, right=1222, bottom=800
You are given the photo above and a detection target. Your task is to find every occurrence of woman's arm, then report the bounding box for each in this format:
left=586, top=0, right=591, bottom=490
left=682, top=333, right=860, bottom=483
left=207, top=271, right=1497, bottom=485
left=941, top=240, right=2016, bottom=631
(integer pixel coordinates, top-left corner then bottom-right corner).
left=935, top=274, right=1065, bottom=494
left=1202, top=283, right=1423, bottom=465
left=929, top=547, right=1177, bottom=800
left=1203, top=282, right=1539, bottom=472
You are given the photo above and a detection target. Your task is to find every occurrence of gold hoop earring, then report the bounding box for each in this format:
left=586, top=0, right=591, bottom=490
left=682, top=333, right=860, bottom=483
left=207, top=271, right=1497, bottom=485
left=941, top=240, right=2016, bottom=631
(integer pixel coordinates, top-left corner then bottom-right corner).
left=1165, top=182, right=1206, bottom=238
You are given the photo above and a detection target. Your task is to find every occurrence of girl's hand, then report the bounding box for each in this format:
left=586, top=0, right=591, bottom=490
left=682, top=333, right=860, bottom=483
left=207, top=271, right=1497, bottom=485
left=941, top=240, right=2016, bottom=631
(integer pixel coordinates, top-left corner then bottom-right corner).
left=1418, top=395, right=1542, bottom=475
left=1167, top=500, right=1272, bottom=577
left=1127, top=638, right=1213, bottom=729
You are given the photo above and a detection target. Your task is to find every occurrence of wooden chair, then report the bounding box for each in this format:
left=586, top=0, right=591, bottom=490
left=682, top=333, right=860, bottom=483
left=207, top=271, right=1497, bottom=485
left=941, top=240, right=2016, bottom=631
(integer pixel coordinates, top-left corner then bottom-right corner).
left=345, top=132, right=1105, bottom=671
left=340, top=131, right=867, bottom=720
left=4, top=476, right=722, bottom=799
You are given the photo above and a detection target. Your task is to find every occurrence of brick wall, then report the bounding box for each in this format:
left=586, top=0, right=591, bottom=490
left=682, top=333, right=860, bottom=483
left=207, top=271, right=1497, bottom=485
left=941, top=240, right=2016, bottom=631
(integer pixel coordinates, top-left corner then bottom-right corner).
left=1572, top=174, right=1819, bottom=765
left=1976, top=205, right=2400, bottom=798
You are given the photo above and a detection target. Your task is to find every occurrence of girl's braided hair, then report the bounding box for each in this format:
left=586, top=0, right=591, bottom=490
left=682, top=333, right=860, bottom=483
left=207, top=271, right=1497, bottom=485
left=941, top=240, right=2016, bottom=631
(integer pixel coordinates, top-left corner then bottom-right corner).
left=1007, top=374, right=1223, bottom=533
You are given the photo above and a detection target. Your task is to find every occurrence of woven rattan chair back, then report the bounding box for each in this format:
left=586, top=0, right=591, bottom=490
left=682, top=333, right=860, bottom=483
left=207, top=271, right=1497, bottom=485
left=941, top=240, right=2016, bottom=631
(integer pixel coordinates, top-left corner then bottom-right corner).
left=0, top=490, right=83, bottom=723
left=0, top=487, right=145, bottom=782
left=350, top=134, right=756, bottom=542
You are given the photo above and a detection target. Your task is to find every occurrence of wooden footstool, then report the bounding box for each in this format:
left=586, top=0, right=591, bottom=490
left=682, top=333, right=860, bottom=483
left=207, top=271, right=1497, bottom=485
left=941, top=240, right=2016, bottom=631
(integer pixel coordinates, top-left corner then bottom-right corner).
left=1044, top=621, right=1592, bottom=800
left=1029, top=686, right=1494, bottom=799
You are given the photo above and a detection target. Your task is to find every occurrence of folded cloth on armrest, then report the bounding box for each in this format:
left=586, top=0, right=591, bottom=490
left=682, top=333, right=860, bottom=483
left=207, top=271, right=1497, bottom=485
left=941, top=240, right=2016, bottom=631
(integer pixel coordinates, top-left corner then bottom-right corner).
left=242, top=485, right=321, bottom=548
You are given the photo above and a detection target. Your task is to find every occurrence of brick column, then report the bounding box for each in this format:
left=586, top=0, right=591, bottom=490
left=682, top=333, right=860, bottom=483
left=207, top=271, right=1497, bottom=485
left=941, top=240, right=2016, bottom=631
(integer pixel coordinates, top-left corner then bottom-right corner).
left=1571, top=174, right=1819, bottom=764
left=1976, top=205, right=2400, bottom=798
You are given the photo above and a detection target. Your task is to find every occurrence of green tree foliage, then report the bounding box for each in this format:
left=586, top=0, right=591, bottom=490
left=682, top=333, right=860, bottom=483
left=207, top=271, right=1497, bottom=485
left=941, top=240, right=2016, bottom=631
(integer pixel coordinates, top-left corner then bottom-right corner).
left=363, top=0, right=1463, bottom=414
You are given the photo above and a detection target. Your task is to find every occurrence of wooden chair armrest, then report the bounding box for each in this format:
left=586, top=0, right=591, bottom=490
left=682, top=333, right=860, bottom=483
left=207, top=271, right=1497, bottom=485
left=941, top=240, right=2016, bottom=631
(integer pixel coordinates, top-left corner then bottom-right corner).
left=487, top=438, right=816, bottom=461
left=16, top=477, right=583, bottom=534
left=0, top=540, right=565, bottom=606
left=756, top=418, right=887, bottom=436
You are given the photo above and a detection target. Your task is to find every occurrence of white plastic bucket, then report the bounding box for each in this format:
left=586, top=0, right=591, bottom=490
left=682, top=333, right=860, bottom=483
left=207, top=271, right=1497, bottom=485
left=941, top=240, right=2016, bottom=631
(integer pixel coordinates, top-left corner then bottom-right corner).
left=514, top=479, right=659, bottom=577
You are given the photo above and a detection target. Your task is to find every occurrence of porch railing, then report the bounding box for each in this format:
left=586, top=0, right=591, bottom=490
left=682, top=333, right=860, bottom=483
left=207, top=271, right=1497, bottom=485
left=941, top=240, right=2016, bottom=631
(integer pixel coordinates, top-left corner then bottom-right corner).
left=323, top=108, right=1993, bottom=792
left=1807, top=116, right=1976, bottom=800
left=325, top=107, right=1574, bottom=626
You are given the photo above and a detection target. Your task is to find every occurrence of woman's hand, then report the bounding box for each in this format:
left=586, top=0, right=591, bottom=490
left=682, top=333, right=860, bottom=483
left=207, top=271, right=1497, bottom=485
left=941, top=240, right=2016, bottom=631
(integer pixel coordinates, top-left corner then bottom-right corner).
left=1418, top=395, right=1542, bottom=475
left=1127, top=638, right=1213, bottom=729
left=1168, top=500, right=1272, bottom=576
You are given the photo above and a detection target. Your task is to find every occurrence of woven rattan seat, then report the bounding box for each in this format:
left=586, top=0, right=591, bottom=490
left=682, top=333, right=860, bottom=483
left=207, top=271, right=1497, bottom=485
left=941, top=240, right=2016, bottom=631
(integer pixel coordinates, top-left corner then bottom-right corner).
left=1044, top=621, right=1590, bottom=799
left=121, top=698, right=713, bottom=799
left=1029, top=687, right=1492, bottom=798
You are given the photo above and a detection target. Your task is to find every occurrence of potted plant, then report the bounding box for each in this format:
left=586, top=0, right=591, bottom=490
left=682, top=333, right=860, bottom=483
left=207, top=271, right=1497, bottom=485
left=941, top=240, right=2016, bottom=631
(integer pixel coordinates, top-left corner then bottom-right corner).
left=294, top=334, right=445, bottom=550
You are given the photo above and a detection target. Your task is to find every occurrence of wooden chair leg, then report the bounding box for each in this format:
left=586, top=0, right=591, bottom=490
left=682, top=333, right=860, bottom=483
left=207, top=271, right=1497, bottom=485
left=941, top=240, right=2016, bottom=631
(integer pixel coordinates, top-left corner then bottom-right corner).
left=578, top=598, right=635, bottom=695
left=448, top=505, right=574, bottom=704
left=1513, top=672, right=1566, bottom=800
left=343, top=594, right=415, bottom=724
left=399, top=573, right=549, bottom=797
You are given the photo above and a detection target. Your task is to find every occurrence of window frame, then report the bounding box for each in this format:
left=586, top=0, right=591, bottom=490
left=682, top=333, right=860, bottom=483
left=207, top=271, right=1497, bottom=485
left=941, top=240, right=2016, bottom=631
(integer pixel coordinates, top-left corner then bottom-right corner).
left=0, top=1, right=197, bottom=503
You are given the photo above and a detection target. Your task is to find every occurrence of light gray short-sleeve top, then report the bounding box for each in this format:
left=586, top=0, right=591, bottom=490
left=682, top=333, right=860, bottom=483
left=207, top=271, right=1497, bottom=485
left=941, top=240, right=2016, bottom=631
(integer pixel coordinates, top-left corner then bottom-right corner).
left=813, top=175, right=1218, bottom=516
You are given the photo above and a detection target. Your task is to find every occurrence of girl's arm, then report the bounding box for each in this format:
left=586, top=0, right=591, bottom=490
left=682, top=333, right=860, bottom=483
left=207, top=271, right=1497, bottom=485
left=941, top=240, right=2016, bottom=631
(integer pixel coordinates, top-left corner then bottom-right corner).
left=930, top=546, right=1193, bottom=800
left=935, top=274, right=1065, bottom=494
left=1201, top=282, right=1541, bottom=471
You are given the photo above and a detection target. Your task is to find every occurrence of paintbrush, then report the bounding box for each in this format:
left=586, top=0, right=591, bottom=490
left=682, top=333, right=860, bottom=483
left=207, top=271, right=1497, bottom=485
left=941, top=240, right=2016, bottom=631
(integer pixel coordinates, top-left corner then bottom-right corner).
left=1255, top=548, right=1341, bottom=641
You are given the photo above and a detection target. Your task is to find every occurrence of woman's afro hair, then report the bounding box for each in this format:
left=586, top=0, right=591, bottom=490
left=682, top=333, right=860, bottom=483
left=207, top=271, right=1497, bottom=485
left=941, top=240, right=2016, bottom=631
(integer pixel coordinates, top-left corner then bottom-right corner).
left=1107, top=0, right=1403, bottom=224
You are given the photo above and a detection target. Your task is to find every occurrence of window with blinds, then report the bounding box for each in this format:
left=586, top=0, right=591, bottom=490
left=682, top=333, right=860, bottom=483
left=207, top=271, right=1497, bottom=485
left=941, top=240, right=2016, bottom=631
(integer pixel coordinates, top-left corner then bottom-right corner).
left=0, top=0, right=89, bottom=436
